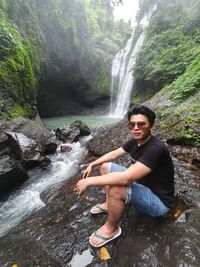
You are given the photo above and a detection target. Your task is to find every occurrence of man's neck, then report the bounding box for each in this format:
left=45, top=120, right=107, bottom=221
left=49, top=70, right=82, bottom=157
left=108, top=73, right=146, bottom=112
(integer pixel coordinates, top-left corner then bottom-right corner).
left=137, top=135, right=152, bottom=147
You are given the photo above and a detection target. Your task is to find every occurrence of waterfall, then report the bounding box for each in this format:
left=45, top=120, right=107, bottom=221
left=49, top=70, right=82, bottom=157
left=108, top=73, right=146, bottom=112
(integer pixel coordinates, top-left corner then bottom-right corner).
left=110, top=9, right=156, bottom=118
left=109, top=32, right=145, bottom=117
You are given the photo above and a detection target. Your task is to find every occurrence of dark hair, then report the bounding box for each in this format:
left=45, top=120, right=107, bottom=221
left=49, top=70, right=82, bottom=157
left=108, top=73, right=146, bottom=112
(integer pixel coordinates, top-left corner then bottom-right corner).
left=127, top=105, right=156, bottom=125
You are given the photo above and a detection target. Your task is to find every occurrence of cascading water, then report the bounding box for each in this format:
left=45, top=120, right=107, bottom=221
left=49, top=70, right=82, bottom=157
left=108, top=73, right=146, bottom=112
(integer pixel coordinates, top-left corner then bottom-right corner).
left=0, top=140, right=88, bottom=237
left=109, top=10, right=156, bottom=118
left=109, top=32, right=145, bottom=117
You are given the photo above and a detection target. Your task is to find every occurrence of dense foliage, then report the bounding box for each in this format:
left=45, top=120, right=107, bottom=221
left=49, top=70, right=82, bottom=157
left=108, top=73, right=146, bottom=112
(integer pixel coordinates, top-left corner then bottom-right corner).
left=134, top=0, right=200, bottom=101
left=134, top=0, right=200, bottom=145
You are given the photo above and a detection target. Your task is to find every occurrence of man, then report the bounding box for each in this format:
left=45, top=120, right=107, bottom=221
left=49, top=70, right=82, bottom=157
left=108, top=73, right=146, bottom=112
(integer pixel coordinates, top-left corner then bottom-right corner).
left=76, top=105, right=175, bottom=248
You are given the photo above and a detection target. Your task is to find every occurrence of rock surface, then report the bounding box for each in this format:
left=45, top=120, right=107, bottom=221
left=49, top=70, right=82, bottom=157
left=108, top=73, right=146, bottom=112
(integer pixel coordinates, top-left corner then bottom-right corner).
left=0, top=121, right=199, bottom=266
left=0, top=155, right=29, bottom=196
left=55, top=120, right=91, bottom=143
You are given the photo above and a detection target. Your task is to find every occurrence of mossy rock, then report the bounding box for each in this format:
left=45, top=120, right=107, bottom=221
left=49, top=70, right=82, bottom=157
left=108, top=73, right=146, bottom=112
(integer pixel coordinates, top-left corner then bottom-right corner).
left=146, top=88, right=200, bottom=147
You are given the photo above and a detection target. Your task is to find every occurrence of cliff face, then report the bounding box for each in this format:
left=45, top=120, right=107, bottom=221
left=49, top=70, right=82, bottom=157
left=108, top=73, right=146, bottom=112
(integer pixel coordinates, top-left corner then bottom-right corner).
left=0, top=0, right=131, bottom=118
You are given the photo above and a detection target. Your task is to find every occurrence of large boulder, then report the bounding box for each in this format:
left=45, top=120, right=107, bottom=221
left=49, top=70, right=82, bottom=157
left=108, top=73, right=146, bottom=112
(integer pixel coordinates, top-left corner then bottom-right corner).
left=88, top=117, right=130, bottom=156
left=2, top=116, right=51, bottom=143
left=0, top=155, right=29, bottom=197
left=5, top=131, right=52, bottom=170
left=0, top=116, right=55, bottom=154
left=55, top=120, right=91, bottom=143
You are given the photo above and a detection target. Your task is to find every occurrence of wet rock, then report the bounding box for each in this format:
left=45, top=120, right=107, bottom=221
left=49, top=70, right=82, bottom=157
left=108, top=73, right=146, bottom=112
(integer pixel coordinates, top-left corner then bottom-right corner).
left=55, top=120, right=91, bottom=143
left=0, top=116, right=199, bottom=266
left=0, top=116, right=54, bottom=156
left=167, top=144, right=200, bottom=168
left=6, top=116, right=51, bottom=144
left=60, top=145, right=72, bottom=153
left=0, top=133, right=8, bottom=151
left=0, top=169, right=200, bottom=267
left=5, top=132, right=52, bottom=170
left=0, top=123, right=10, bottom=157
left=6, top=131, right=38, bottom=158
left=173, top=157, right=200, bottom=207
left=0, top=155, right=29, bottom=196
left=6, top=131, right=40, bottom=167
left=0, top=117, right=52, bottom=154
left=88, top=118, right=130, bottom=156
left=44, top=142, right=58, bottom=154
left=110, top=207, right=200, bottom=267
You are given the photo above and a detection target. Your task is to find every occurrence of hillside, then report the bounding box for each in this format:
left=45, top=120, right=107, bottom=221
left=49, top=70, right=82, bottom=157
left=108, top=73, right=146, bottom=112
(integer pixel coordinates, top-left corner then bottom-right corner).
left=133, top=0, right=200, bottom=147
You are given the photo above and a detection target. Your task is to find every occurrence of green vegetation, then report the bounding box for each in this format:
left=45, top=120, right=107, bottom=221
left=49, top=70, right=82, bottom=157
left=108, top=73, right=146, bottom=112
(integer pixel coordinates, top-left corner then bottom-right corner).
left=130, top=0, right=200, bottom=146
left=134, top=0, right=200, bottom=101
left=0, top=0, right=130, bottom=119
left=0, top=1, right=41, bottom=119
left=9, top=104, right=34, bottom=118
left=171, top=55, right=200, bottom=101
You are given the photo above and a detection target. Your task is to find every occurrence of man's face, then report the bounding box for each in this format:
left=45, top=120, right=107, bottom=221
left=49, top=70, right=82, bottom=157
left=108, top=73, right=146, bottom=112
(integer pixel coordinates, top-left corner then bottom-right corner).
left=128, top=114, right=153, bottom=142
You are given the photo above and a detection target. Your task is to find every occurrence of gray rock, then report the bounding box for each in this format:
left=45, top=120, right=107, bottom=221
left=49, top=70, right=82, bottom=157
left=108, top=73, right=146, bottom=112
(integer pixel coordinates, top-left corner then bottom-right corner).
left=44, top=142, right=58, bottom=154
left=0, top=155, right=29, bottom=196
left=55, top=120, right=91, bottom=143
left=5, top=131, right=52, bottom=170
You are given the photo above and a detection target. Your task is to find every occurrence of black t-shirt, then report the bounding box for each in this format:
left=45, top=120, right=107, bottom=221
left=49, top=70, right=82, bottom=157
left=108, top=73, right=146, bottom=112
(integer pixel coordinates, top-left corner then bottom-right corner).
left=122, top=135, right=175, bottom=209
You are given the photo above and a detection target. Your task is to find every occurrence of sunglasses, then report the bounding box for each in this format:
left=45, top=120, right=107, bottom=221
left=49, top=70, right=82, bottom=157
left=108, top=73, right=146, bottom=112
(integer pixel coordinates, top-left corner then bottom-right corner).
left=128, top=121, right=147, bottom=130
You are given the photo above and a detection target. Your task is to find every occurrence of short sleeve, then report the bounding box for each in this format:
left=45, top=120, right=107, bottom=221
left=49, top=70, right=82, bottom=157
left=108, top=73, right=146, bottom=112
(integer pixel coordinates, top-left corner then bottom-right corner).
left=122, top=139, right=136, bottom=153
left=137, top=144, right=166, bottom=170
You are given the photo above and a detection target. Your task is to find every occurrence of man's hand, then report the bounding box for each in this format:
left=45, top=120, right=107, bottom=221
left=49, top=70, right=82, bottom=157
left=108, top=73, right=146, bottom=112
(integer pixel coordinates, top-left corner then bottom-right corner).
left=75, top=178, right=90, bottom=195
left=82, top=164, right=92, bottom=178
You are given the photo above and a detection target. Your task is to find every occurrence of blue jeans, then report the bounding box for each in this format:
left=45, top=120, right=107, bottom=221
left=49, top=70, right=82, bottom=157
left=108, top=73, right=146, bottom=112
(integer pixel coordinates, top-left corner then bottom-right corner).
left=108, top=163, right=169, bottom=217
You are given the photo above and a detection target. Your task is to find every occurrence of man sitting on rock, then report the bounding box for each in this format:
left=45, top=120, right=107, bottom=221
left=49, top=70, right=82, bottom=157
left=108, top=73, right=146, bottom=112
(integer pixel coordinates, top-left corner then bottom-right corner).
left=76, top=105, right=175, bottom=248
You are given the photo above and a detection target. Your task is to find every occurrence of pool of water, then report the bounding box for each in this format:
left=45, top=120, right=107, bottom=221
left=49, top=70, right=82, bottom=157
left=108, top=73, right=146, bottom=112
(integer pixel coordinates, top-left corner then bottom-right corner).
left=42, top=115, right=122, bottom=130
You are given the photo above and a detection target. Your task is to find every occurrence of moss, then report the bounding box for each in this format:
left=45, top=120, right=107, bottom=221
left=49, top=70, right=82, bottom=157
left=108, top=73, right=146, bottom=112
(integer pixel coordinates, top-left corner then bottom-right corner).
left=9, top=104, right=34, bottom=119
left=0, top=0, right=7, bottom=18
left=0, top=15, right=40, bottom=118
left=156, top=100, right=200, bottom=146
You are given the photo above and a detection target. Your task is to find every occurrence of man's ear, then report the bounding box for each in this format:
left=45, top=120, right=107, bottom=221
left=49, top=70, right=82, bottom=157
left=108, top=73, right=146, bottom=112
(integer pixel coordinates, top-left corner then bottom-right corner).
left=150, top=123, right=155, bottom=130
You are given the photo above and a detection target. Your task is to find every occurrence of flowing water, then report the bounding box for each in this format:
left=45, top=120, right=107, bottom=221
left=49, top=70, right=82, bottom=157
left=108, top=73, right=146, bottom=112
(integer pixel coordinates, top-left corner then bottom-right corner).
left=109, top=32, right=145, bottom=117
left=0, top=115, right=121, bottom=238
left=109, top=7, right=157, bottom=117
left=0, top=140, right=88, bottom=237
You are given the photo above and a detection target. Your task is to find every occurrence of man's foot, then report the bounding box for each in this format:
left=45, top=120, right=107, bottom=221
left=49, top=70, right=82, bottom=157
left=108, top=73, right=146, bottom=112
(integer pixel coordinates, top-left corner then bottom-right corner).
left=89, top=225, right=122, bottom=247
left=90, top=203, right=108, bottom=214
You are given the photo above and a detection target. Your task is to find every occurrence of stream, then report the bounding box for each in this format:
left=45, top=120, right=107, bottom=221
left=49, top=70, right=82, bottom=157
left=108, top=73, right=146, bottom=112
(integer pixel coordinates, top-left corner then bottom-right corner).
left=0, top=116, right=121, bottom=238
left=0, top=140, right=87, bottom=238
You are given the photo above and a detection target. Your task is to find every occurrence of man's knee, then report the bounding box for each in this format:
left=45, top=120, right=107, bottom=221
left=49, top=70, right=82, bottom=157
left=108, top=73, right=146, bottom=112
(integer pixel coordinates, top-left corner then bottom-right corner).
left=108, top=186, right=127, bottom=201
left=100, top=162, right=110, bottom=175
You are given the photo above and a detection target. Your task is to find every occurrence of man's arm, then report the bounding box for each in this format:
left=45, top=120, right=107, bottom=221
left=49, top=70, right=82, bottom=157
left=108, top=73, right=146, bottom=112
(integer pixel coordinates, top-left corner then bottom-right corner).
left=77, top=161, right=152, bottom=194
left=82, top=147, right=126, bottom=178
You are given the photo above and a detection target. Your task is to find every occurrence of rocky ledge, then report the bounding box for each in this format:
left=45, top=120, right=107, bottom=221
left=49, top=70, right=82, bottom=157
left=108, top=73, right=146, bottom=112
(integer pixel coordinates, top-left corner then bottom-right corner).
left=0, top=119, right=199, bottom=267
